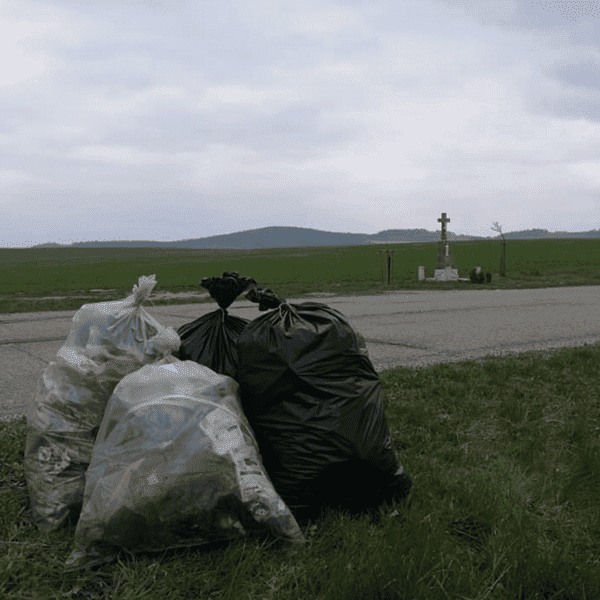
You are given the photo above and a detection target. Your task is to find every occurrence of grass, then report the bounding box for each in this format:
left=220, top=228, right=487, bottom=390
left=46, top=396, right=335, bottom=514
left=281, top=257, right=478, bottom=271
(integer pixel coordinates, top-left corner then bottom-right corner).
left=3, top=239, right=600, bottom=314
left=2, top=344, right=600, bottom=599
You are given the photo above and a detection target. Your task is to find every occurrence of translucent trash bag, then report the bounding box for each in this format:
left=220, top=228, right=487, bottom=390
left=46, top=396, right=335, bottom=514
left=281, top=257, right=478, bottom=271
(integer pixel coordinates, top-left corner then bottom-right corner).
left=24, top=275, right=180, bottom=531
left=66, top=359, right=304, bottom=570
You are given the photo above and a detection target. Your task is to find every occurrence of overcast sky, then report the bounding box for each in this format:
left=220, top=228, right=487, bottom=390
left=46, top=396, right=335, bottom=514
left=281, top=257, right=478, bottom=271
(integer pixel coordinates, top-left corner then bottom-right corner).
left=2, top=0, right=600, bottom=247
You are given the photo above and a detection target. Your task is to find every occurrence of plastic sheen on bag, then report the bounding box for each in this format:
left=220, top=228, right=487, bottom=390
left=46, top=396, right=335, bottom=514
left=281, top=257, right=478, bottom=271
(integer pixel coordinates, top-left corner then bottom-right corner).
left=176, top=272, right=256, bottom=379
left=66, top=359, right=304, bottom=570
left=25, top=275, right=181, bottom=531
left=237, top=288, right=410, bottom=522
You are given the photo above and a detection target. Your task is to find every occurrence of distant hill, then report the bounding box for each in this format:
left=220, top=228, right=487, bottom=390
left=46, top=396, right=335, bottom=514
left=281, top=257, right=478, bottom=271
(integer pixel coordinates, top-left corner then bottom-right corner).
left=28, top=227, right=486, bottom=249
left=29, top=242, right=72, bottom=248
left=498, top=228, right=600, bottom=240
left=26, top=226, right=600, bottom=250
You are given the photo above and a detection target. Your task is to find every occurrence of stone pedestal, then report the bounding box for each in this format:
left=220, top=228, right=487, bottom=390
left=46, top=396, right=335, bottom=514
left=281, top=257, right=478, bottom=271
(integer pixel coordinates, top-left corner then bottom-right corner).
left=436, top=241, right=457, bottom=270
left=433, top=267, right=459, bottom=281
left=418, top=266, right=425, bottom=281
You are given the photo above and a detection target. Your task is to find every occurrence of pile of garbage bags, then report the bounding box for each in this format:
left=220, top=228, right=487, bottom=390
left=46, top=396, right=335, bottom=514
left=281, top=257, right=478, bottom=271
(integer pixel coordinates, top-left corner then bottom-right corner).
left=24, top=272, right=411, bottom=570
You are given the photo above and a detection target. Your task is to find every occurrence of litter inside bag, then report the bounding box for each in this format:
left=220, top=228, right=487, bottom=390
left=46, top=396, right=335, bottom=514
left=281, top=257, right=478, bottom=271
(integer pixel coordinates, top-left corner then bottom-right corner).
left=24, top=275, right=181, bottom=531
left=237, top=288, right=411, bottom=522
left=66, top=358, right=304, bottom=570
left=176, top=271, right=256, bottom=379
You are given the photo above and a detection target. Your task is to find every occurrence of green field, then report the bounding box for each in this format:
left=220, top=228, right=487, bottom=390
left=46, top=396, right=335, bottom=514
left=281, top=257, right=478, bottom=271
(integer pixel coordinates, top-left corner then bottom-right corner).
left=2, top=238, right=600, bottom=597
left=2, top=344, right=600, bottom=598
left=2, top=238, right=600, bottom=313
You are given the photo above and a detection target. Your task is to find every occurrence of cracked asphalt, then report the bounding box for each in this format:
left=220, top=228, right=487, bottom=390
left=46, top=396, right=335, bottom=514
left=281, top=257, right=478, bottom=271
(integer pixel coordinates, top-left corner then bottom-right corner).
left=2, top=285, right=600, bottom=422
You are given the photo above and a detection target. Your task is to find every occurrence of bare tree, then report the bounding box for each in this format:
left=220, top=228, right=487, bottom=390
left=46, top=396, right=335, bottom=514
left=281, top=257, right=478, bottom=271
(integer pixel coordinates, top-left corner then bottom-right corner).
left=491, top=222, right=506, bottom=277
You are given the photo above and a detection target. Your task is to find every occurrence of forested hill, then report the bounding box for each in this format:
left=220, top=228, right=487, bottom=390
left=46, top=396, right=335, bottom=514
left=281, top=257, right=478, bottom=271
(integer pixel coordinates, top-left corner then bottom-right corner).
left=28, top=226, right=600, bottom=249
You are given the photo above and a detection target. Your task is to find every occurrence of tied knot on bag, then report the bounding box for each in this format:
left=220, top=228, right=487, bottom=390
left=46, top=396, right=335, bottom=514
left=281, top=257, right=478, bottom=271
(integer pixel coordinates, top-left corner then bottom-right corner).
left=121, top=274, right=181, bottom=357
left=245, top=287, right=284, bottom=311
left=278, top=302, right=300, bottom=332
left=131, top=275, right=158, bottom=307
left=201, top=271, right=257, bottom=309
left=279, top=301, right=295, bottom=320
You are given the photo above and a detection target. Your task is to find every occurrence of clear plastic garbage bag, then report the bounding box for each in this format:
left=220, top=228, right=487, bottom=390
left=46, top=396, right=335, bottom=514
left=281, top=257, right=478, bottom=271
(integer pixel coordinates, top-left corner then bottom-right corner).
left=66, top=359, right=304, bottom=570
left=24, top=275, right=181, bottom=531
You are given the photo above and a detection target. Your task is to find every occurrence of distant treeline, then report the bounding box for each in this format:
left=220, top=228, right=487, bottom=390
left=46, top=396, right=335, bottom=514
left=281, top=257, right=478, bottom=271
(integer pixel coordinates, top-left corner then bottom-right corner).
left=25, top=226, right=600, bottom=250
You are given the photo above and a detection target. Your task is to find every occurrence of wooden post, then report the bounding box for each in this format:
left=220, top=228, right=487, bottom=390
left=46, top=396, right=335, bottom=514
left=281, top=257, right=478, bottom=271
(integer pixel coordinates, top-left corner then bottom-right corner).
left=379, top=250, right=396, bottom=285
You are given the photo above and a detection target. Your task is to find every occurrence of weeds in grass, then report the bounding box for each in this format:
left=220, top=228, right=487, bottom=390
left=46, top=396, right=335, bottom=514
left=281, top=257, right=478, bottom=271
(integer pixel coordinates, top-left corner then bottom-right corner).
left=2, top=345, right=600, bottom=598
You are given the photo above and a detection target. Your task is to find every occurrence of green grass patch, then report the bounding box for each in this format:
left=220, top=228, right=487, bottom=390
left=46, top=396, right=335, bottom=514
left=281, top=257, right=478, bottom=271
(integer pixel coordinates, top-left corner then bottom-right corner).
left=2, top=239, right=600, bottom=313
left=2, top=344, right=600, bottom=598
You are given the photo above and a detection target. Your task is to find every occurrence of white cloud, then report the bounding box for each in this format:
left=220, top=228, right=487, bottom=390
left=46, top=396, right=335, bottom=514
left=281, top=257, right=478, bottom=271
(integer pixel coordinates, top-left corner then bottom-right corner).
left=0, top=0, right=89, bottom=91
left=0, top=169, right=35, bottom=195
left=69, top=145, right=174, bottom=165
left=81, top=85, right=189, bottom=116
left=433, top=0, right=519, bottom=24
left=3, top=0, right=600, bottom=246
left=62, top=38, right=600, bottom=218
left=0, top=169, right=32, bottom=183
left=199, top=84, right=292, bottom=111
left=565, top=161, right=600, bottom=188
left=289, top=7, right=361, bottom=34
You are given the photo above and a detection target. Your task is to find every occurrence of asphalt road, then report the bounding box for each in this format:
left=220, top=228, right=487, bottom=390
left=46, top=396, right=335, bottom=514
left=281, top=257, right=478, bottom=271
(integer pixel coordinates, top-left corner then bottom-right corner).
left=2, top=286, right=600, bottom=422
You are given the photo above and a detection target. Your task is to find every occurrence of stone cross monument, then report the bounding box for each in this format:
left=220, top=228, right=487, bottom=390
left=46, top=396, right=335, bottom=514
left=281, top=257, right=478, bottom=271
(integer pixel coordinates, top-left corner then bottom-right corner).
left=434, top=212, right=459, bottom=281
left=437, top=213, right=450, bottom=258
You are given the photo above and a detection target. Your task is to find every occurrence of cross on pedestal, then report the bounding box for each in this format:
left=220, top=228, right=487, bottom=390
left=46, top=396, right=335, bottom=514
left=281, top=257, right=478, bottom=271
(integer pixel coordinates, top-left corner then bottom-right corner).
left=438, top=212, right=450, bottom=241
left=435, top=211, right=457, bottom=272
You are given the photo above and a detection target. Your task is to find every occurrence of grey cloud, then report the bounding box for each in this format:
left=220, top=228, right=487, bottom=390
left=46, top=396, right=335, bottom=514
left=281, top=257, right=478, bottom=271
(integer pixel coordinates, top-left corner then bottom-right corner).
left=432, top=0, right=600, bottom=35
left=71, top=103, right=360, bottom=156
left=49, top=1, right=379, bottom=86
left=47, top=0, right=190, bottom=11
left=535, top=88, right=600, bottom=121
left=56, top=54, right=159, bottom=91
left=521, top=57, right=600, bottom=121
left=3, top=183, right=365, bottom=247
left=189, top=105, right=359, bottom=155
left=0, top=91, right=51, bottom=133
left=544, top=58, right=600, bottom=90
left=5, top=0, right=600, bottom=247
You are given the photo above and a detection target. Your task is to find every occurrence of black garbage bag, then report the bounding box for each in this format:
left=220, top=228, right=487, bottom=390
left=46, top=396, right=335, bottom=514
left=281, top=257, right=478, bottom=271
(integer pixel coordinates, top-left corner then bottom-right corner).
left=176, top=272, right=256, bottom=379
left=236, top=288, right=411, bottom=523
